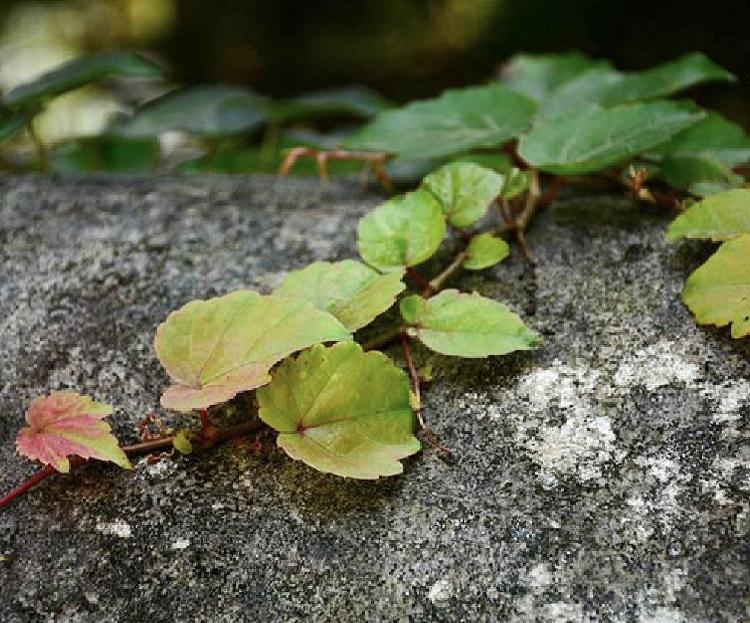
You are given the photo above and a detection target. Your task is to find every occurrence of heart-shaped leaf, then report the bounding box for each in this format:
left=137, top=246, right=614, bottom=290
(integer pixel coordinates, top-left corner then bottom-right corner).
left=154, top=290, right=351, bottom=412
left=344, top=83, right=536, bottom=159
left=400, top=290, right=541, bottom=357
left=681, top=235, right=750, bottom=339
left=421, top=162, right=504, bottom=228
left=538, top=52, right=733, bottom=118
left=502, top=51, right=610, bottom=101
left=463, top=234, right=510, bottom=270
left=16, top=392, right=131, bottom=473
left=273, top=260, right=405, bottom=331
left=667, top=189, right=750, bottom=241
left=258, top=342, right=420, bottom=479
left=357, top=188, right=446, bottom=272
left=4, top=51, right=163, bottom=108
left=518, top=102, right=704, bottom=175
left=111, top=85, right=268, bottom=138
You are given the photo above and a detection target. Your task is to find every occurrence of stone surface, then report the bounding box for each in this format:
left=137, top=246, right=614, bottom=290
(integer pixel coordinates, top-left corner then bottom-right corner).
left=0, top=174, right=749, bottom=622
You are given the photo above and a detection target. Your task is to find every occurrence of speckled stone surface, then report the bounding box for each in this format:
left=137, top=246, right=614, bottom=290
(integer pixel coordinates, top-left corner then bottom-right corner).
left=0, top=174, right=748, bottom=623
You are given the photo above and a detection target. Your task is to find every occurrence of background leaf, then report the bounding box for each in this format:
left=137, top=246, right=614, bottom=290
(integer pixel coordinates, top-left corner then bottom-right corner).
left=538, top=52, right=733, bottom=118
left=15, top=391, right=131, bottom=473
left=357, top=188, right=446, bottom=272
left=269, top=85, right=392, bottom=123
left=400, top=290, right=540, bottom=357
left=154, top=290, right=351, bottom=412
left=502, top=51, right=610, bottom=101
left=681, top=235, right=750, bottom=338
left=422, top=162, right=504, bottom=228
left=3, top=51, right=163, bottom=108
left=51, top=136, right=161, bottom=173
left=518, top=102, right=704, bottom=175
left=343, top=83, right=536, bottom=159
left=667, top=189, right=750, bottom=241
left=273, top=260, right=405, bottom=331
left=463, top=234, right=510, bottom=270
left=111, top=85, right=268, bottom=138
left=258, top=342, right=419, bottom=479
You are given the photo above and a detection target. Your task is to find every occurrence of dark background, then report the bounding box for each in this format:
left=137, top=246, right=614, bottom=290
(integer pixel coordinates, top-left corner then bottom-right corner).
left=1, top=0, right=749, bottom=122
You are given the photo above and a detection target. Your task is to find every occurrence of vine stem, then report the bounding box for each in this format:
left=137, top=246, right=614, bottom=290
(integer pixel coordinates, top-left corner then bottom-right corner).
left=26, top=119, right=48, bottom=173
left=0, top=419, right=265, bottom=511
left=399, top=329, right=450, bottom=454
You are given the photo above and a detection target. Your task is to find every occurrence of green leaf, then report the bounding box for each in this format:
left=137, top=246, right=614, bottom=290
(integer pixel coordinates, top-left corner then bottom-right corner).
left=652, top=112, right=750, bottom=166
left=3, top=51, right=163, bottom=108
left=667, top=189, right=750, bottom=241
left=51, top=136, right=160, bottom=173
left=658, top=155, right=743, bottom=197
left=649, top=112, right=750, bottom=194
left=421, top=162, right=504, bottom=228
left=500, top=167, right=530, bottom=199
left=154, top=290, right=351, bottom=412
left=357, top=188, right=446, bottom=272
left=502, top=51, right=610, bottom=101
left=681, top=235, right=750, bottom=339
left=111, top=85, right=267, bottom=138
left=538, top=52, right=733, bottom=117
left=463, top=234, right=510, bottom=270
left=270, top=85, right=392, bottom=123
left=518, top=102, right=704, bottom=175
left=450, top=152, right=514, bottom=173
left=400, top=290, right=541, bottom=357
left=343, top=83, right=536, bottom=159
left=258, top=342, right=420, bottom=479
left=0, top=108, right=34, bottom=144
left=273, top=260, right=405, bottom=331
left=172, top=430, right=193, bottom=455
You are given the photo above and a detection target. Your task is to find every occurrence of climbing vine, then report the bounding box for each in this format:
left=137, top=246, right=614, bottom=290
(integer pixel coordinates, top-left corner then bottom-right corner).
left=1, top=49, right=748, bottom=508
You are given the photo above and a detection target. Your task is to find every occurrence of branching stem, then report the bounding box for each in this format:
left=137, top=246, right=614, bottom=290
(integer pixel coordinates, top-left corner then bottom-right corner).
left=0, top=419, right=265, bottom=511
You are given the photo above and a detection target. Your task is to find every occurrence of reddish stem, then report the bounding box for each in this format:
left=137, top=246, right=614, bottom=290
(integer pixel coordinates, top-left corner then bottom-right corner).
left=0, top=419, right=265, bottom=511
left=406, top=267, right=431, bottom=292
left=0, top=465, right=57, bottom=509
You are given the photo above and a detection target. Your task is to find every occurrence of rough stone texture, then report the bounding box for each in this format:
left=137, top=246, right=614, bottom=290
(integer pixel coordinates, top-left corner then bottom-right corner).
left=0, top=174, right=749, bottom=623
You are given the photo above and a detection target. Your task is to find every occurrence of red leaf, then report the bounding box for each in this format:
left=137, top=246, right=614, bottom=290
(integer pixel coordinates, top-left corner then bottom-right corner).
left=15, top=391, right=131, bottom=473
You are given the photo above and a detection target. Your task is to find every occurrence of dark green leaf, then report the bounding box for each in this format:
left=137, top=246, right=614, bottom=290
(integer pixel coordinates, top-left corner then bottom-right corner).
left=502, top=51, right=611, bottom=101
left=344, top=84, right=536, bottom=159
left=4, top=52, right=163, bottom=108
left=539, top=52, right=733, bottom=118
left=51, top=136, right=160, bottom=173
left=0, top=108, right=33, bottom=144
left=270, top=85, right=392, bottom=123
left=518, top=102, right=704, bottom=175
left=111, top=85, right=267, bottom=138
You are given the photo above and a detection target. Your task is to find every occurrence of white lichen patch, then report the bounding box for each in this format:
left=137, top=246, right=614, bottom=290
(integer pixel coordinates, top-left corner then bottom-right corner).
left=701, top=379, right=750, bottom=426
left=427, top=578, right=453, bottom=605
left=531, top=415, right=617, bottom=487
left=95, top=520, right=132, bottom=539
left=170, top=538, right=191, bottom=551
left=512, top=361, right=621, bottom=487
left=613, top=340, right=700, bottom=391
